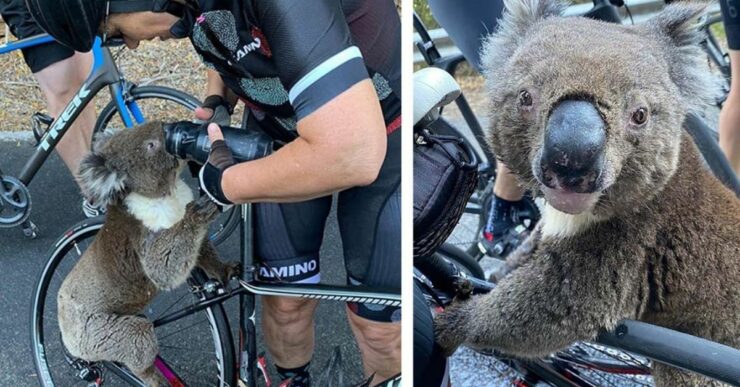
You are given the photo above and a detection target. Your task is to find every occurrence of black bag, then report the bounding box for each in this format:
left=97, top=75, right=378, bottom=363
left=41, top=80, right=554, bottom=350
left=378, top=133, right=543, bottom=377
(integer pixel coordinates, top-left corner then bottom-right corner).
left=413, top=128, right=478, bottom=258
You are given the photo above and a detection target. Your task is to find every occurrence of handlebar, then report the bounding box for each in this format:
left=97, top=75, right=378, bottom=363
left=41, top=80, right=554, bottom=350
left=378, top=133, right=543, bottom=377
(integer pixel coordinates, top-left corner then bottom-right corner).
left=414, top=253, right=494, bottom=298
left=416, top=252, right=740, bottom=384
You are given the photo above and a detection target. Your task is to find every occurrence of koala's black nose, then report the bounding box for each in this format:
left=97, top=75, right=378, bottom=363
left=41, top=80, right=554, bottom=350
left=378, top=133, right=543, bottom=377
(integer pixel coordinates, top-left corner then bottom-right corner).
left=540, top=100, right=605, bottom=193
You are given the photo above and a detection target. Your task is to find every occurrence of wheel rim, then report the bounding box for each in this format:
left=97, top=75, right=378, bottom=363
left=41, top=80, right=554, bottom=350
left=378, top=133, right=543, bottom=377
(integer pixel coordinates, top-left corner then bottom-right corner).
left=32, top=223, right=231, bottom=386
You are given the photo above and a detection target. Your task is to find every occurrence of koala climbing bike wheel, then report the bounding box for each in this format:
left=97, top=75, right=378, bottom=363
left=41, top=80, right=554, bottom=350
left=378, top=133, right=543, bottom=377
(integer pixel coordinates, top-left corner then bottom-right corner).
left=31, top=217, right=237, bottom=387
left=91, top=85, right=241, bottom=246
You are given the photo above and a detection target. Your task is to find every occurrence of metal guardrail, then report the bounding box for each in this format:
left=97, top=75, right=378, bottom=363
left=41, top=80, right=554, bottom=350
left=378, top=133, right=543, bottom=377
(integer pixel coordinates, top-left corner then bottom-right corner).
left=414, top=0, right=722, bottom=64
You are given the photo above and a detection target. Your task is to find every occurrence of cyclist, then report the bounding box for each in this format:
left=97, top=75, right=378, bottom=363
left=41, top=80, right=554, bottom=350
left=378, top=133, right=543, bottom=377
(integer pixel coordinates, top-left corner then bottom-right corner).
left=719, top=0, right=740, bottom=175
left=0, top=0, right=101, bottom=216
left=25, top=0, right=402, bottom=385
left=427, top=0, right=533, bottom=259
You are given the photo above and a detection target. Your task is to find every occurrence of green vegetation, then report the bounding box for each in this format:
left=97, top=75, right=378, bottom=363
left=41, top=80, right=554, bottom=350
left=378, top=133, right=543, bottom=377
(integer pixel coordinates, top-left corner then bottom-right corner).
left=414, top=0, right=439, bottom=29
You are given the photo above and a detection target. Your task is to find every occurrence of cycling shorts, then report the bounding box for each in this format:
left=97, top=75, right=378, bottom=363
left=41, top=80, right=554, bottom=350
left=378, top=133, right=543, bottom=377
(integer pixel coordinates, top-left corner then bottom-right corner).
left=255, top=129, right=401, bottom=323
left=414, top=281, right=449, bottom=386
left=0, top=0, right=74, bottom=73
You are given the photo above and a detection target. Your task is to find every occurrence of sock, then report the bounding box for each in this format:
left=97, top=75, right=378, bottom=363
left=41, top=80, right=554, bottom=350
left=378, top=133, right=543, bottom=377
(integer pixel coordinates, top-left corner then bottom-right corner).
left=276, top=362, right=311, bottom=387
left=483, top=194, right=519, bottom=241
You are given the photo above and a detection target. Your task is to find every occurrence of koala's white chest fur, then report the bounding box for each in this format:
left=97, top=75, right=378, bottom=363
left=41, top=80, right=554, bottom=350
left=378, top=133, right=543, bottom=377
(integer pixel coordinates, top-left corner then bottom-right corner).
left=540, top=204, right=603, bottom=239
left=124, top=180, right=194, bottom=232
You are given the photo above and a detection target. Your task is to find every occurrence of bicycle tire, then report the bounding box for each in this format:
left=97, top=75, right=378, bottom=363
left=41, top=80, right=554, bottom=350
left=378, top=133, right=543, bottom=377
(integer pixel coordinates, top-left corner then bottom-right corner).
left=92, top=85, right=240, bottom=245
left=30, top=218, right=237, bottom=387
left=435, top=243, right=485, bottom=280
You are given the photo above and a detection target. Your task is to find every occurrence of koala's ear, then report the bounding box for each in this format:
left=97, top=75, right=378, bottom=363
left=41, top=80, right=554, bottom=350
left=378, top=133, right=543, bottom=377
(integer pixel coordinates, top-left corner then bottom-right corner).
left=91, top=127, right=123, bottom=152
left=78, top=152, right=127, bottom=208
left=648, top=3, right=707, bottom=47
left=647, top=3, right=721, bottom=112
left=480, top=0, right=566, bottom=81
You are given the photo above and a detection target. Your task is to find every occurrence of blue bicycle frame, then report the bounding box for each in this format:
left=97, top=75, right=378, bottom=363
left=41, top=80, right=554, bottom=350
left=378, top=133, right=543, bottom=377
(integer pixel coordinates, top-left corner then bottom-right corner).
left=0, top=34, right=145, bottom=184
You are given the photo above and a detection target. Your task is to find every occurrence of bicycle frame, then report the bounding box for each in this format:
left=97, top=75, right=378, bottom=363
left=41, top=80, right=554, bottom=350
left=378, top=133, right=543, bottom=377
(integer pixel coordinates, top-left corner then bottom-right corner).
left=0, top=34, right=145, bottom=184
left=142, top=203, right=402, bottom=386
left=415, top=267, right=740, bottom=386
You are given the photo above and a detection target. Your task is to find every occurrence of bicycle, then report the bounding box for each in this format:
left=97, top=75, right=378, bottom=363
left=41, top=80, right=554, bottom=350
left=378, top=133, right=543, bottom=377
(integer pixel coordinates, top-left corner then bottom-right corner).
left=412, top=2, right=740, bottom=383
left=413, top=0, right=737, bottom=261
left=30, top=203, right=402, bottom=386
left=0, top=33, right=238, bottom=243
left=415, top=252, right=740, bottom=386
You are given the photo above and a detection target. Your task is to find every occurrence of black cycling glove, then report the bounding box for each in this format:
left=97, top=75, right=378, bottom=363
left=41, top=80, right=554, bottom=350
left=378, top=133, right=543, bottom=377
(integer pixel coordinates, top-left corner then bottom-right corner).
left=199, top=139, right=235, bottom=206
left=200, top=95, right=233, bottom=127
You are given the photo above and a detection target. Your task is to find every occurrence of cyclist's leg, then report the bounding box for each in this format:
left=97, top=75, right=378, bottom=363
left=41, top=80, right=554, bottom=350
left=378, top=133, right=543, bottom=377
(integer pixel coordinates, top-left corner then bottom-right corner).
left=480, top=162, right=528, bottom=256
left=719, top=0, right=740, bottom=174
left=338, top=129, right=401, bottom=383
left=255, top=197, right=331, bottom=385
left=1, top=1, right=95, bottom=181
left=719, top=50, right=740, bottom=174
left=34, top=52, right=96, bottom=179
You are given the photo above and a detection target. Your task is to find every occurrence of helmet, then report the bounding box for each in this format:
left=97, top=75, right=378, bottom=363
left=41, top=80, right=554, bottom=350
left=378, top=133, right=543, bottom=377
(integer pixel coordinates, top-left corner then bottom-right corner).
left=25, top=0, right=198, bottom=52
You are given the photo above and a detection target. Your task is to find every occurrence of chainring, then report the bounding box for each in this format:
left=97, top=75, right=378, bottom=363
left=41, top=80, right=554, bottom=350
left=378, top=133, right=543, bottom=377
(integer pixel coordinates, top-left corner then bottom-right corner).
left=0, top=175, right=31, bottom=228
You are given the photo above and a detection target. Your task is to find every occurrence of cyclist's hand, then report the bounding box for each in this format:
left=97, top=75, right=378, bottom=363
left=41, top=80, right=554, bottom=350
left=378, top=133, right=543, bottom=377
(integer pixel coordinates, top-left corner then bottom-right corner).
left=199, top=124, right=236, bottom=207
left=195, top=95, right=232, bottom=127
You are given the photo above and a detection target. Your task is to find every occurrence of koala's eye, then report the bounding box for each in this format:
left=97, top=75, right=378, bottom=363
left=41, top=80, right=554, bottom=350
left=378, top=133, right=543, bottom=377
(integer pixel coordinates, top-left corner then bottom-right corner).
left=631, top=107, right=649, bottom=126
left=518, top=90, right=533, bottom=107
left=146, top=141, right=159, bottom=152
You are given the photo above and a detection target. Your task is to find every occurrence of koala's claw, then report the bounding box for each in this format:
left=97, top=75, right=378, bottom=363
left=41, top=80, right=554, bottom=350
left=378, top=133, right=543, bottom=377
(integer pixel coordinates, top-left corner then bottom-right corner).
left=188, top=195, right=219, bottom=222
left=220, top=262, right=242, bottom=286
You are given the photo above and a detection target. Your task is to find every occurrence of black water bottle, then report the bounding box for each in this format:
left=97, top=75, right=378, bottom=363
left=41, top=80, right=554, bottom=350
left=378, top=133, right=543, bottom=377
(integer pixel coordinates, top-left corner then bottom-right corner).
left=163, top=121, right=273, bottom=164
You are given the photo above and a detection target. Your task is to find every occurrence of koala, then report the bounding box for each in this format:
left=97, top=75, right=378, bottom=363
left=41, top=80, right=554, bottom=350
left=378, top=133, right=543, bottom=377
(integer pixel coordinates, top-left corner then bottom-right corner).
left=58, top=122, right=236, bottom=386
left=434, top=1, right=740, bottom=385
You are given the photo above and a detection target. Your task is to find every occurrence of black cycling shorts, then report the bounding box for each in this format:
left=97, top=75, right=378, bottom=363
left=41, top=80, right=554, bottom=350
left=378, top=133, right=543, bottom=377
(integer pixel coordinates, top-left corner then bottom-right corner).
left=0, top=0, right=74, bottom=73
left=255, top=128, right=401, bottom=323
left=414, top=281, right=449, bottom=386
left=720, top=0, right=740, bottom=50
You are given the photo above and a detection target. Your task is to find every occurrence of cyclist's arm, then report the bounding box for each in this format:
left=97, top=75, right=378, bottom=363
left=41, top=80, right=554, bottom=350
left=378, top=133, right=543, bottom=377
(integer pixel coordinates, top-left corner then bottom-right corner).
left=215, top=0, right=387, bottom=203
left=216, top=79, right=386, bottom=203
left=205, top=69, right=228, bottom=97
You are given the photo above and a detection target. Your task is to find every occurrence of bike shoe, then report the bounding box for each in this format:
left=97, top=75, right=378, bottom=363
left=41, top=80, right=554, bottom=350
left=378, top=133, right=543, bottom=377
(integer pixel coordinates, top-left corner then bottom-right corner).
left=478, top=197, right=537, bottom=259
left=478, top=223, right=529, bottom=259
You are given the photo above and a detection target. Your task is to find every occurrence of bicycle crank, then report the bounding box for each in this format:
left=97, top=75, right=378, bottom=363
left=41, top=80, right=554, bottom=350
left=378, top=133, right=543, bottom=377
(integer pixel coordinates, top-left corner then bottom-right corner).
left=0, top=175, right=32, bottom=228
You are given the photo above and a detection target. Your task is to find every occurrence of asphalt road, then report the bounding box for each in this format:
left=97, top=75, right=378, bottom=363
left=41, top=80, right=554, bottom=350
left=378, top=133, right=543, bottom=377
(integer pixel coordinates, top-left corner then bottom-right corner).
left=0, top=136, right=364, bottom=386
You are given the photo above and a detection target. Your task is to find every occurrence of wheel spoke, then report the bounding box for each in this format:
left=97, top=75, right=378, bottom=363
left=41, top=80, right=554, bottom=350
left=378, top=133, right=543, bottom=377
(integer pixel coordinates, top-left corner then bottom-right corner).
left=157, top=318, right=210, bottom=342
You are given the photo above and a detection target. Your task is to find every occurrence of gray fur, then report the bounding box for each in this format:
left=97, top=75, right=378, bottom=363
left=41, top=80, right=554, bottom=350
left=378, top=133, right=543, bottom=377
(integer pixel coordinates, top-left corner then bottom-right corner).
left=435, top=2, right=739, bottom=385
left=61, top=122, right=237, bottom=386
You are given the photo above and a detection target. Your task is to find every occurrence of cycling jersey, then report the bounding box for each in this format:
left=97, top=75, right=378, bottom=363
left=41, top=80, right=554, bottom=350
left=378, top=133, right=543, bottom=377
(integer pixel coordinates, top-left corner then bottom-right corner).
left=188, top=0, right=402, bottom=322
left=189, top=0, right=401, bottom=141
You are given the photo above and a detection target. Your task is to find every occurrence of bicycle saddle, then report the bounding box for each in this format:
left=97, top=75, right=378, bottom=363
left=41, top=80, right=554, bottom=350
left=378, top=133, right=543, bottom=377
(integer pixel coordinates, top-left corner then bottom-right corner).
left=413, top=67, right=461, bottom=128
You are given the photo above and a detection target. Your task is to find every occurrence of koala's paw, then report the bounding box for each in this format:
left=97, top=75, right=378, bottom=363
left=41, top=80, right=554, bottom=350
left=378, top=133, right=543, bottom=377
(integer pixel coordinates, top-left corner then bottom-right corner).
left=199, top=258, right=241, bottom=286
left=187, top=195, right=219, bottom=223
left=215, top=262, right=241, bottom=285
left=434, top=300, right=471, bottom=357
left=223, top=262, right=242, bottom=282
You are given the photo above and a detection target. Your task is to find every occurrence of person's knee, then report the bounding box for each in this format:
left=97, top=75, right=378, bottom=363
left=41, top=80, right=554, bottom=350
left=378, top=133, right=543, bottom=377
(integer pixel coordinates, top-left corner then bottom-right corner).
left=263, top=297, right=316, bottom=326
left=350, top=311, right=401, bottom=357
left=34, top=55, right=90, bottom=107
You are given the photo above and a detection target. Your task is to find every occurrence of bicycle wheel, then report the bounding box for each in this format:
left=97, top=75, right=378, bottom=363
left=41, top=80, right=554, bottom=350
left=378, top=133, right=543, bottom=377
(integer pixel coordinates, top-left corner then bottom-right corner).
left=435, top=243, right=485, bottom=280
left=92, top=85, right=240, bottom=246
left=31, top=218, right=236, bottom=387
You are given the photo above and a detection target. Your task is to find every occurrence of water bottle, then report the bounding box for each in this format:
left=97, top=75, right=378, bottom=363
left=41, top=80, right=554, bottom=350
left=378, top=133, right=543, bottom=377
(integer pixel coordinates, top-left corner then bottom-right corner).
left=163, top=121, right=273, bottom=164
